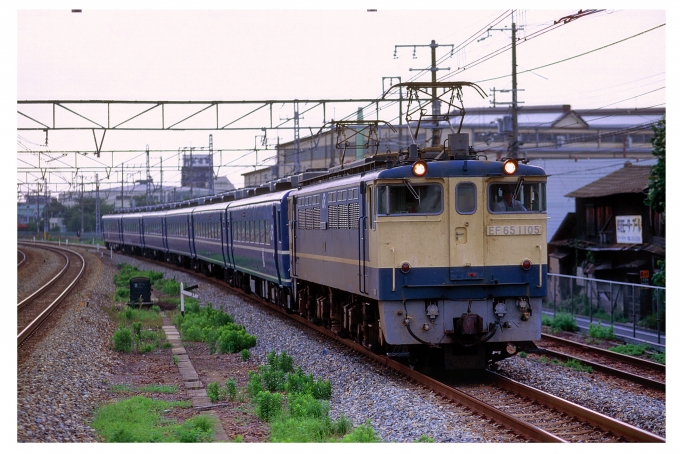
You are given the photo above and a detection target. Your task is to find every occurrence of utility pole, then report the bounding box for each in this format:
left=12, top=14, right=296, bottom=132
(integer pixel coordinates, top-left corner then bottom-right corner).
left=394, top=40, right=454, bottom=146
left=209, top=134, right=214, bottom=195
left=294, top=100, right=301, bottom=173
left=509, top=18, right=520, bottom=159
left=483, top=14, right=523, bottom=159
left=80, top=175, right=84, bottom=237
left=146, top=145, right=151, bottom=206
left=95, top=173, right=100, bottom=237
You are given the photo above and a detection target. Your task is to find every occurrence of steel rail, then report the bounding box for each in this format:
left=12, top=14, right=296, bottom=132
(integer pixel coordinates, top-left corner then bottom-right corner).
left=17, top=249, right=26, bottom=267
left=490, top=372, right=665, bottom=443
left=535, top=347, right=665, bottom=391
left=17, top=244, right=70, bottom=310
left=17, top=244, right=86, bottom=345
left=540, top=332, right=665, bottom=372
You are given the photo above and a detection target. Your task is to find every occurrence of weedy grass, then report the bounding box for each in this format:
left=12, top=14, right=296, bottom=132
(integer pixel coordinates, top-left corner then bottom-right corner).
left=92, top=396, right=213, bottom=442
left=588, top=322, right=616, bottom=340
left=109, top=384, right=178, bottom=394
left=609, top=343, right=666, bottom=364
left=172, top=301, right=256, bottom=355
left=542, top=313, right=578, bottom=333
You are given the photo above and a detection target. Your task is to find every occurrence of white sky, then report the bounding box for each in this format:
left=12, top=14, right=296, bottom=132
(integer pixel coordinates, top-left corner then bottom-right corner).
left=7, top=1, right=672, bottom=194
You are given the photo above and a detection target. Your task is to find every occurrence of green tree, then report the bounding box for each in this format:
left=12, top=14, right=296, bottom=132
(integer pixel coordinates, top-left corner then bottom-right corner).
left=62, top=197, right=115, bottom=233
left=645, top=116, right=665, bottom=213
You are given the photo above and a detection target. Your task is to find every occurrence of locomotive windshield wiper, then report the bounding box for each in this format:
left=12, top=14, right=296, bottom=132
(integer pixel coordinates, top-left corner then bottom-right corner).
left=513, top=177, right=524, bottom=200
left=404, top=179, right=420, bottom=201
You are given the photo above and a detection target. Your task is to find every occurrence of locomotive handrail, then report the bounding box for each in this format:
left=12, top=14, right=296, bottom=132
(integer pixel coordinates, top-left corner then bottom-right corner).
left=536, top=244, right=543, bottom=288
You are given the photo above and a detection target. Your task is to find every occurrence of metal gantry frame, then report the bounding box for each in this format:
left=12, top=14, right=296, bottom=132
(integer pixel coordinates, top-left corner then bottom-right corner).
left=16, top=97, right=402, bottom=192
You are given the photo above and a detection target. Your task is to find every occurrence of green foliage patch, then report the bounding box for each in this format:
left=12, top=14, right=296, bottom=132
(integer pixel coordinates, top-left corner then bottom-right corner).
left=588, top=322, right=616, bottom=340
left=92, top=396, right=212, bottom=442
left=542, top=313, right=578, bottom=333
left=172, top=302, right=256, bottom=355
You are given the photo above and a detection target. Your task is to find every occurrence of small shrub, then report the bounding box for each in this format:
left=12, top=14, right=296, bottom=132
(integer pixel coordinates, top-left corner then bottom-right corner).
left=159, top=278, right=181, bottom=296
left=174, top=415, right=214, bottom=442
left=288, top=392, right=330, bottom=419
left=261, top=366, right=286, bottom=392
left=113, top=327, right=132, bottom=353
left=331, top=415, right=353, bottom=437
left=310, top=378, right=332, bottom=400
left=240, top=349, right=251, bottom=361
left=651, top=351, right=666, bottom=365
left=609, top=343, right=649, bottom=356
left=225, top=378, right=238, bottom=401
left=206, top=382, right=221, bottom=403
left=341, top=419, right=380, bottom=442
left=543, top=313, right=578, bottom=333
left=247, top=371, right=263, bottom=397
left=255, top=391, right=283, bottom=422
left=589, top=322, right=616, bottom=340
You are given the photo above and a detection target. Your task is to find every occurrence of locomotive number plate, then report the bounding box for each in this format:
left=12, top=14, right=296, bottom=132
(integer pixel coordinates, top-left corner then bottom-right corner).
left=487, top=225, right=542, bottom=236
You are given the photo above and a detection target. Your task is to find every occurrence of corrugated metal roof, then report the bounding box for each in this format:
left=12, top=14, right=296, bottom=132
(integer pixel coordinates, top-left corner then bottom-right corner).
left=565, top=162, right=651, bottom=198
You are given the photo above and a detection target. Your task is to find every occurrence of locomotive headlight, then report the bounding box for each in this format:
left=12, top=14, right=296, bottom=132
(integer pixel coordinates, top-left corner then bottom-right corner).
left=521, top=259, right=532, bottom=270
left=400, top=262, right=411, bottom=273
left=412, top=160, right=428, bottom=177
left=502, top=159, right=518, bottom=175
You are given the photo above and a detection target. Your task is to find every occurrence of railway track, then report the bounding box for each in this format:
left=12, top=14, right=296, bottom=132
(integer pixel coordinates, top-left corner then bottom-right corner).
left=535, top=333, right=665, bottom=391
left=17, top=243, right=86, bottom=346
left=17, top=249, right=26, bottom=267
left=115, top=253, right=665, bottom=443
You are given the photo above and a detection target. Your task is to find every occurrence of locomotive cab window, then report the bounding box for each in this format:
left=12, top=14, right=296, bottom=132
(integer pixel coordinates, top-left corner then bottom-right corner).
left=456, top=182, right=477, bottom=214
left=377, top=183, right=442, bottom=216
left=489, top=182, right=546, bottom=213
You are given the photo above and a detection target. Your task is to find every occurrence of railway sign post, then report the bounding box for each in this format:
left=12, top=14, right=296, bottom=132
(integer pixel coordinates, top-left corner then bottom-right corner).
left=180, top=283, right=198, bottom=316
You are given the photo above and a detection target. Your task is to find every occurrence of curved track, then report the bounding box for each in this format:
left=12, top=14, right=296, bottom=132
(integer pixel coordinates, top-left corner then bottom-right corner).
left=17, top=243, right=86, bottom=346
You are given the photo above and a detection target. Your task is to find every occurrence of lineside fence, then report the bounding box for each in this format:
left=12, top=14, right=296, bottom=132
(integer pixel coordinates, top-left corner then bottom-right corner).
left=546, top=273, right=665, bottom=344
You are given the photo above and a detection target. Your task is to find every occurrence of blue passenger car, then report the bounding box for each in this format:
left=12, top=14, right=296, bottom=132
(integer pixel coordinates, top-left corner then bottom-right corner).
left=121, top=212, right=144, bottom=251
left=191, top=202, right=228, bottom=273
left=226, top=190, right=292, bottom=304
left=141, top=211, right=168, bottom=257
left=102, top=214, right=122, bottom=250
left=165, top=207, right=194, bottom=266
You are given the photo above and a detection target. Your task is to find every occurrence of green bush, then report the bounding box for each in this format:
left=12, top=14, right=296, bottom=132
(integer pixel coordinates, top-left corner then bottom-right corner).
left=255, top=391, right=283, bottom=422
left=225, top=378, right=238, bottom=401
left=174, top=415, right=214, bottom=442
left=247, top=371, right=264, bottom=398
left=206, top=382, right=222, bottom=403
left=113, top=327, right=132, bottom=353
left=543, top=313, right=578, bottom=333
left=158, top=278, right=181, bottom=296
left=331, top=415, right=353, bottom=437
left=588, top=322, right=616, bottom=340
left=341, top=419, right=380, bottom=442
left=240, top=349, right=251, bottom=361
left=288, top=393, right=329, bottom=419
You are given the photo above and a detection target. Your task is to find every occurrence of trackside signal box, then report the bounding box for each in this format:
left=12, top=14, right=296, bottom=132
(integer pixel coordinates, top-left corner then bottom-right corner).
left=129, top=277, right=151, bottom=304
